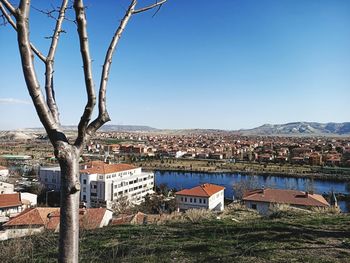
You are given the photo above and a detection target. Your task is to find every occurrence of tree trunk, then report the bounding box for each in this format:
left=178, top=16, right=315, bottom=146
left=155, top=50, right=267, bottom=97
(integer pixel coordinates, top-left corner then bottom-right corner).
left=57, top=144, right=81, bottom=263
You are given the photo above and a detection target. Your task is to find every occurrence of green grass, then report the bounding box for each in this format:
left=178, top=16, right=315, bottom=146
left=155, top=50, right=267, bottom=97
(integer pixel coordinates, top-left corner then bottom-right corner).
left=1, top=213, right=350, bottom=262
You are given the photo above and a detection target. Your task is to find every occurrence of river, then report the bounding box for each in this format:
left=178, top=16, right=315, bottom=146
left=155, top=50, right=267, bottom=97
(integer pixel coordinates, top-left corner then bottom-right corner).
left=155, top=171, right=350, bottom=213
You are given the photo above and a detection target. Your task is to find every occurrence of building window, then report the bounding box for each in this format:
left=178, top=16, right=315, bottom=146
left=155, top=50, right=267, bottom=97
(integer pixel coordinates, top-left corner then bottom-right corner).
left=83, top=179, right=87, bottom=184
left=83, top=187, right=86, bottom=193
left=185, top=197, right=187, bottom=202
left=181, top=197, right=183, bottom=202
left=194, top=198, right=196, bottom=203
left=203, top=199, right=206, bottom=204
left=251, top=204, right=257, bottom=210
left=190, top=198, right=192, bottom=203
left=82, top=195, right=86, bottom=201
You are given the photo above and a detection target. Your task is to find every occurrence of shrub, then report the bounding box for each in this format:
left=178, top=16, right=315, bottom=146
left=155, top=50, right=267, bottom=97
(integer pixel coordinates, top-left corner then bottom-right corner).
left=185, top=209, right=214, bottom=223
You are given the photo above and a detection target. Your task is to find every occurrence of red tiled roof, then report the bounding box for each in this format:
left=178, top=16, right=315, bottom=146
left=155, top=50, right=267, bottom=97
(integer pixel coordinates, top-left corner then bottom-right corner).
left=111, top=214, right=134, bottom=225
left=131, top=212, right=146, bottom=225
left=175, top=183, right=225, bottom=197
left=0, top=193, right=22, bottom=208
left=111, top=212, right=151, bottom=225
left=80, top=163, right=137, bottom=175
left=79, top=208, right=108, bottom=229
left=4, top=207, right=108, bottom=230
left=3, top=207, right=59, bottom=227
left=243, top=188, right=329, bottom=207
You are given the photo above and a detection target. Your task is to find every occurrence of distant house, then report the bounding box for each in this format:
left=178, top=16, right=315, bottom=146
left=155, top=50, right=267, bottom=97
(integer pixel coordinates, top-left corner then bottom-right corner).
left=1, top=207, right=113, bottom=240
left=0, top=193, right=24, bottom=219
left=210, top=153, right=223, bottom=160
left=0, top=166, right=9, bottom=178
left=0, top=182, right=14, bottom=194
left=20, top=192, right=37, bottom=207
left=175, top=183, right=225, bottom=212
left=0, top=192, right=37, bottom=223
left=242, top=188, right=330, bottom=215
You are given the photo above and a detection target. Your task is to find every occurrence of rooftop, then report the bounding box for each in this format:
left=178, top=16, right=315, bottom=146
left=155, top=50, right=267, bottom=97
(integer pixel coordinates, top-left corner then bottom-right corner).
left=4, top=207, right=109, bottom=230
left=0, top=193, right=22, bottom=208
left=175, top=183, right=225, bottom=197
left=242, top=188, right=329, bottom=207
left=80, top=163, right=137, bottom=175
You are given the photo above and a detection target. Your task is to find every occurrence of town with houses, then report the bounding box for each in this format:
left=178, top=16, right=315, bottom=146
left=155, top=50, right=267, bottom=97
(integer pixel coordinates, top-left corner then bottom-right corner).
left=0, top=129, right=348, bottom=242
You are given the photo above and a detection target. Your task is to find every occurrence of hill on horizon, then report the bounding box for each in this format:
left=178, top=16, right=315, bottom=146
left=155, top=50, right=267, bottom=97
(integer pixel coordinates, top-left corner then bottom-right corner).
left=239, top=122, right=350, bottom=136
left=3, top=122, right=350, bottom=137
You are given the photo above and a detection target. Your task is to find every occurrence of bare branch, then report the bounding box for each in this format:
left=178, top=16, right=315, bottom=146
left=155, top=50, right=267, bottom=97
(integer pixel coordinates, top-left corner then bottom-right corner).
left=31, top=5, right=58, bottom=21
left=132, top=0, right=166, bottom=15
left=84, top=0, right=167, bottom=140
left=16, top=0, right=58, bottom=133
left=44, top=0, right=69, bottom=124
left=73, top=0, right=96, bottom=147
left=0, top=13, right=6, bottom=26
left=0, top=2, right=46, bottom=62
left=0, top=0, right=16, bottom=16
left=85, top=0, right=138, bottom=138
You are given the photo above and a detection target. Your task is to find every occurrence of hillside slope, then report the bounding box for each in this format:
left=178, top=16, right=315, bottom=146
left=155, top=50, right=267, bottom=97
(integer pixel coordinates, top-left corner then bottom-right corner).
left=1, top=212, right=349, bottom=262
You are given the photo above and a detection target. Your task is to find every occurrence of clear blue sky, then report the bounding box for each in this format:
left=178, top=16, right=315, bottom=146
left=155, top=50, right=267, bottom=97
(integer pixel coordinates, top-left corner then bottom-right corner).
left=0, top=0, right=349, bottom=130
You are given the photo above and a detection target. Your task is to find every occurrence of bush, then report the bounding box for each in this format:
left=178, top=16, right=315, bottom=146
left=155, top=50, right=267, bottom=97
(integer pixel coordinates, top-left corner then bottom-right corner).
left=185, top=209, right=214, bottom=223
left=311, top=206, right=341, bottom=214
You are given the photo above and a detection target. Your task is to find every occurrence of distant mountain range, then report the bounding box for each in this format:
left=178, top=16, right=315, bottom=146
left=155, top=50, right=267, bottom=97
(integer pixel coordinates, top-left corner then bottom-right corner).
left=239, top=122, right=350, bottom=136
left=2, top=122, right=350, bottom=140
left=99, top=125, right=158, bottom=132
left=20, top=125, right=159, bottom=133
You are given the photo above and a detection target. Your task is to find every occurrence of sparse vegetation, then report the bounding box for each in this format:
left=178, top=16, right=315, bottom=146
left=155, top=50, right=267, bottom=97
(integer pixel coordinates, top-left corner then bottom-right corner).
left=184, top=208, right=214, bottom=223
left=1, top=210, right=349, bottom=262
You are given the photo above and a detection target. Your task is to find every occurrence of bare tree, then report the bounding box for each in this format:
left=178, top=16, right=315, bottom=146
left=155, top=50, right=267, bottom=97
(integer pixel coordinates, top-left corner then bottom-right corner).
left=233, top=177, right=260, bottom=200
left=110, top=195, right=133, bottom=215
left=0, top=0, right=166, bottom=262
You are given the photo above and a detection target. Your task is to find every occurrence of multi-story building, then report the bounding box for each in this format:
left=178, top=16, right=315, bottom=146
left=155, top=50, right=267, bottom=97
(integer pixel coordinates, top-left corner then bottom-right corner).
left=39, top=162, right=155, bottom=209
left=80, top=162, right=154, bottom=208
left=39, top=166, right=61, bottom=191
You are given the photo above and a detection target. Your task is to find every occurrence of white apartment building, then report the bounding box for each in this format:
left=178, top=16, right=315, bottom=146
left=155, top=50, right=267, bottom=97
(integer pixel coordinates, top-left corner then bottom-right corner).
left=80, top=162, right=154, bottom=208
left=39, top=162, right=155, bottom=209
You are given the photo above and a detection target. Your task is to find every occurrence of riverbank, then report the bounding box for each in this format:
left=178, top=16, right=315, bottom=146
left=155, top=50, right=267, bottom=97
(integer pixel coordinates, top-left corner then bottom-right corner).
left=136, top=159, right=350, bottom=182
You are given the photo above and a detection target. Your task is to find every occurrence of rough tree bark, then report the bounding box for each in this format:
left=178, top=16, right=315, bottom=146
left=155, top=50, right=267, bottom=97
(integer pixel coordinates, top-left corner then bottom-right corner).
left=0, top=0, right=166, bottom=262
